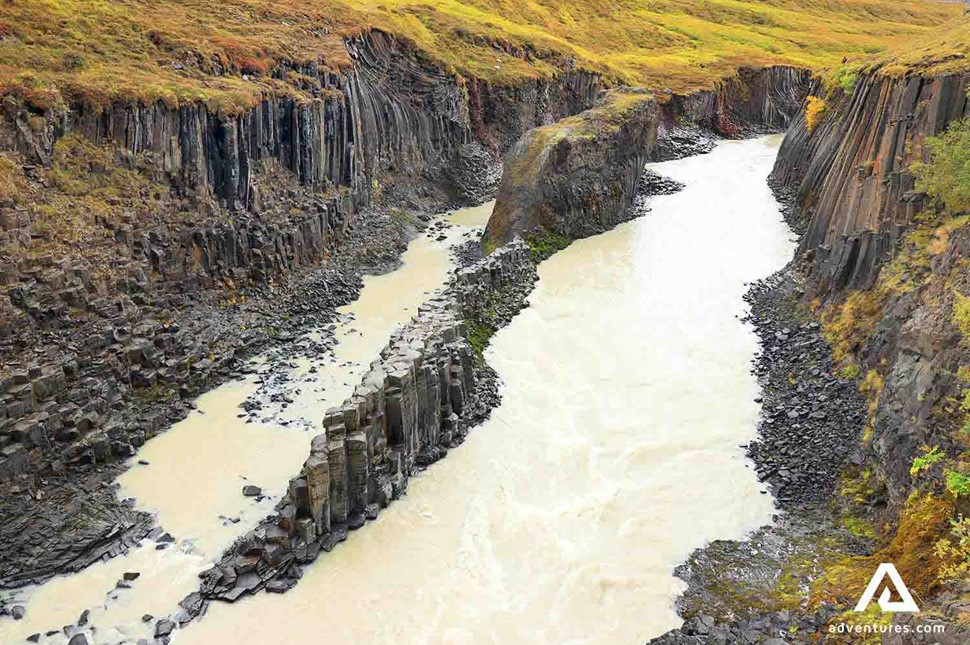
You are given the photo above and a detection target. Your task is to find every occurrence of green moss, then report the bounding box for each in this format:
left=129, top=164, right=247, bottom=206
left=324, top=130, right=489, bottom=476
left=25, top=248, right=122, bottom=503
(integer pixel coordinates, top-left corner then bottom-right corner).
left=945, top=470, right=970, bottom=496
left=482, top=237, right=497, bottom=257
left=525, top=230, right=572, bottom=263
left=824, top=63, right=862, bottom=98
left=843, top=516, right=877, bottom=540
left=911, top=445, right=944, bottom=477
left=838, top=362, right=862, bottom=379
left=132, top=382, right=177, bottom=404
left=954, top=292, right=970, bottom=340
left=466, top=319, right=495, bottom=359
left=812, top=492, right=953, bottom=609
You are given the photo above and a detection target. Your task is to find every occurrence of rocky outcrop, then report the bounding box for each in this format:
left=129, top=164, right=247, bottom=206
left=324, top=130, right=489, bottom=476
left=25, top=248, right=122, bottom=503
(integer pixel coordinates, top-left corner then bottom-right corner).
left=184, top=241, right=536, bottom=620
left=483, top=91, right=658, bottom=246
left=484, top=66, right=810, bottom=249
left=772, top=73, right=970, bottom=293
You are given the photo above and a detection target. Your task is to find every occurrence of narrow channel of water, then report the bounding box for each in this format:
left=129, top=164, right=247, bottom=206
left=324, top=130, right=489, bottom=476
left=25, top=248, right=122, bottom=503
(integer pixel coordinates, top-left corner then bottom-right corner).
left=0, top=205, right=493, bottom=644
left=175, top=136, right=795, bottom=644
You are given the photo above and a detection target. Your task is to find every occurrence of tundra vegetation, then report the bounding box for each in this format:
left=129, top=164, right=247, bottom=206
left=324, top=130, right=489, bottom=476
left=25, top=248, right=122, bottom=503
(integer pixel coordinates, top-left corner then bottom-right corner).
left=0, top=0, right=961, bottom=113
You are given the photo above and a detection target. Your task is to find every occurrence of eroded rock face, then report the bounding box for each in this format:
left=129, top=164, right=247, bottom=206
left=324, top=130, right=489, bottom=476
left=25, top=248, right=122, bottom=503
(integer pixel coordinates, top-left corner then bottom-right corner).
left=665, top=66, right=811, bottom=138
left=0, top=30, right=602, bottom=486
left=768, top=69, right=970, bottom=634
left=772, top=73, right=970, bottom=293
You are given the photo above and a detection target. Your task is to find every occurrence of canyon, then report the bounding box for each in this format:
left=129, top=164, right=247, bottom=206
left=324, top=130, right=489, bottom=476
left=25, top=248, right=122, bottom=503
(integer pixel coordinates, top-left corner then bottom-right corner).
left=2, top=4, right=970, bottom=644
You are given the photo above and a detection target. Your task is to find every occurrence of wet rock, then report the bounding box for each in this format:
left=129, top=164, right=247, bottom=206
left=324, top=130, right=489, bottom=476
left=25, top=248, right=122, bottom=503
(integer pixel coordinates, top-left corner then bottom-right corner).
left=154, top=618, right=175, bottom=638
left=242, top=485, right=262, bottom=497
left=11, top=605, right=25, bottom=620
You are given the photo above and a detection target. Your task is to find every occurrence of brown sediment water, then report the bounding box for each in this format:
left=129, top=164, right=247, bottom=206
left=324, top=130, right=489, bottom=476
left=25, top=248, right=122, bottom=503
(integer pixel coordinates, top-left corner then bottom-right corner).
left=173, top=136, right=794, bottom=644
left=0, top=205, right=493, bottom=645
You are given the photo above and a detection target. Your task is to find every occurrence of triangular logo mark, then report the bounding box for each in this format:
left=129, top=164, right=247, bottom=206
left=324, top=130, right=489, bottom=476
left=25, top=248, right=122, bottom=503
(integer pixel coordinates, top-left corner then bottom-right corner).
left=854, top=563, right=920, bottom=613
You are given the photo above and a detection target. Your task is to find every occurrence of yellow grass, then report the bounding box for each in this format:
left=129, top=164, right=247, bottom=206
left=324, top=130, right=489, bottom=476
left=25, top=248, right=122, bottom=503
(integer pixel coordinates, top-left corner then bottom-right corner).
left=865, top=14, right=970, bottom=76
left=0, top=0, right=961, bottom=113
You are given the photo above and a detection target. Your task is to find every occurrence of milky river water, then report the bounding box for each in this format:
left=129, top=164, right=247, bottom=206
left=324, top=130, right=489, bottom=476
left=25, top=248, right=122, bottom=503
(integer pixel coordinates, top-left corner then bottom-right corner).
left=177, top=136, right=795, bottom=643
left=0, top=136, right=794, bottom=644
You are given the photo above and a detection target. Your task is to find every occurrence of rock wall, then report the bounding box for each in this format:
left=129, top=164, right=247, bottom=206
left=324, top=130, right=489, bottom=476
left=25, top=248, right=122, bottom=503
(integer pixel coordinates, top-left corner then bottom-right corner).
left=190, top=241, right=536, bottom=617
left=771, top=73, right=970, bottom=293
left=664, top=66, right=811, bottom=137
left=0, top=30, right=602, bottom=483
left=769, top=70, right=970, bottom=501
left=770, top=69, right=970, bottom=633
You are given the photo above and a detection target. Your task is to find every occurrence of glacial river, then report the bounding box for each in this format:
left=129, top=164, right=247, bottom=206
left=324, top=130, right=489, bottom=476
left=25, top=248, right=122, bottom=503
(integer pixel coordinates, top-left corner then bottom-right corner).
left=179, top=136, right=794, bottom=643
left=1, top=136, right=794, bottom=644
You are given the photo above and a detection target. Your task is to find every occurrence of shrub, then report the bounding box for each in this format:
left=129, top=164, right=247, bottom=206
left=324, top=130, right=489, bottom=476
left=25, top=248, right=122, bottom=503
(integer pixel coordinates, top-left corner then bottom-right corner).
left=935, top=516, right=970, bottom=582
left=913, top=118, right=970, bottom=213
left=945, top=470, right=970, bottom=497
left=805, top=96, right=827, bottom=132
left=954, top=292, right=970, bottom=339
left=832, top=65, right=861, bottom=96
left=910, top=446, right=944, bottom=477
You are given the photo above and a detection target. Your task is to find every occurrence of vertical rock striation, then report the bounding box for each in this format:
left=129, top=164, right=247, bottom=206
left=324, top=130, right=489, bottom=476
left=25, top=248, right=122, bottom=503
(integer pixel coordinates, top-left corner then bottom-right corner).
left=484, top=67, right=810, bottom=250
left=192, top=241, right=536, bottom=613
left=0, top=29, right=602, bottom=484
left=772, top=73, right=970, bottom=293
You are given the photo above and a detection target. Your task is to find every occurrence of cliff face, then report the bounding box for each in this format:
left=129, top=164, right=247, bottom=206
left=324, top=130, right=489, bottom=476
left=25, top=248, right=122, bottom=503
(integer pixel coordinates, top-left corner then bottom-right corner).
left=772, top=73, right=970, bottom=293
left=484, top=66, right=810, bottom=250
left=0, top=30, right=601, bottom=484
left=664, top=66, right=810, bottom=137
left=772, top=66, right=970, bottom=584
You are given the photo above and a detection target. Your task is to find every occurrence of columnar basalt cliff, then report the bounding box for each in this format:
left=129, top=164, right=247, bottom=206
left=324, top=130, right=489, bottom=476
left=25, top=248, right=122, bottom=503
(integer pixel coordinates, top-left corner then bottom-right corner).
left=770, top=70, right=970, bottom=505
left=741, top=65, right=970, bottom=635
left=772, top=73, right=970, bottom=293
left=663, top=66, right=811, bottom=138
left=0, top=29, right=602, bottom=487
left=180, top=242, right=536, bottom=623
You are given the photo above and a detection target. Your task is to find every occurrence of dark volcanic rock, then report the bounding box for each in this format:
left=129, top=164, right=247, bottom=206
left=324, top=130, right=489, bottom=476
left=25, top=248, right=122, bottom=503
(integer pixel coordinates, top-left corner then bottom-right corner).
left=484, top=91, right=659, bottom=247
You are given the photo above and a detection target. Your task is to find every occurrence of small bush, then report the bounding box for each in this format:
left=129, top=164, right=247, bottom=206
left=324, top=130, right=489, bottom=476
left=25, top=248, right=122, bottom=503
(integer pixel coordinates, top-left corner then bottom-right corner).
left=913, top=118, right=970, bottom=212
left=945, top=470, right=970, bottom=497
left=935, top=516, right=970, bottom=582
left=805, top=96, right=827, bottom=132
left=910, top=445, right=944, bottom=477
left=954, top=292, right=970, bottom=339
left=829, top=65, right=861, bottom=97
